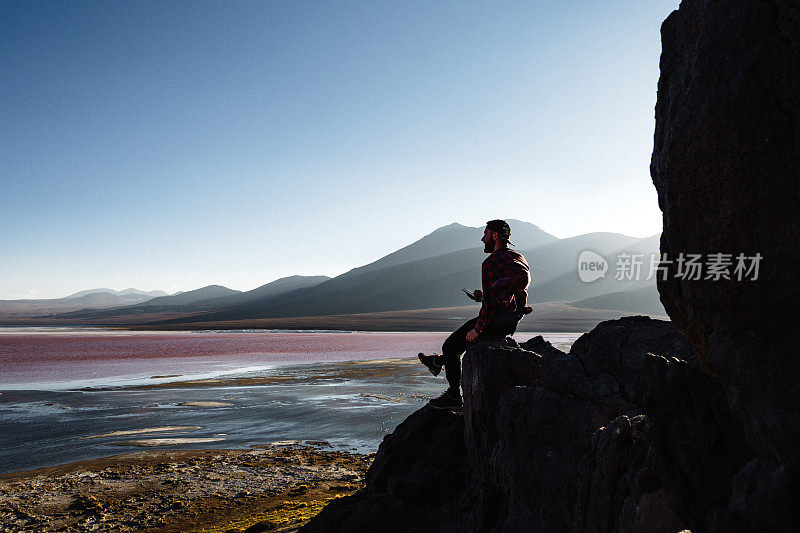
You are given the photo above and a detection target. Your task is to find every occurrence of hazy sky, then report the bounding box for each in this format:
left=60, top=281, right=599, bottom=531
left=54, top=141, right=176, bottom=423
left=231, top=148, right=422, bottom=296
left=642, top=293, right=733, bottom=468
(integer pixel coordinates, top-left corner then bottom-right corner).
left=1, top=0, right=679, bottom=299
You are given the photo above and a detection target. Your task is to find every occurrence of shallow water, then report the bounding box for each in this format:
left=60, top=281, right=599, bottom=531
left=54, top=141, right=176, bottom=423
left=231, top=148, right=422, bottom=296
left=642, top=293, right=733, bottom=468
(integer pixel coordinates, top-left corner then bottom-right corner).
left=0, top=329, right=582, bottom=473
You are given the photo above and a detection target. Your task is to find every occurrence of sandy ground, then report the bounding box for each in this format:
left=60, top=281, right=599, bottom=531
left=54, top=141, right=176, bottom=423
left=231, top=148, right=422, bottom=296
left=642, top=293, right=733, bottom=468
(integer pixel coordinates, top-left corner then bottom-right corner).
left=0, top=443, right=372, bottom=532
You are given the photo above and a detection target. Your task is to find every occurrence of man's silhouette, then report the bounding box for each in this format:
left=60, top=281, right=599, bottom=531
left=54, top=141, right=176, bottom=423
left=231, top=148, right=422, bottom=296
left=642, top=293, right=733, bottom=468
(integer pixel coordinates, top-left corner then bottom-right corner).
left=419, top=219, right=531, bottom=410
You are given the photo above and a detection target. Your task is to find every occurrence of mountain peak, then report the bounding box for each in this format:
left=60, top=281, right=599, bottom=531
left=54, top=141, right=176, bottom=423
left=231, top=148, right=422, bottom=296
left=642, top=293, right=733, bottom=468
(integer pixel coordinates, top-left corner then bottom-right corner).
left=428, top=222, right=466, bottom=234
left=349, top=220, right=558, bottom=276
left=65, top=288, right=167, bottom=298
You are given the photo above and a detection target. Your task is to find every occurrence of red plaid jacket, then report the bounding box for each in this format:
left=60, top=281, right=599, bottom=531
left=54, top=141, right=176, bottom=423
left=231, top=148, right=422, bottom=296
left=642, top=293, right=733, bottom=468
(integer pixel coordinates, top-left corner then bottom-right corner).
left=475, top=247, right=531, bottom=334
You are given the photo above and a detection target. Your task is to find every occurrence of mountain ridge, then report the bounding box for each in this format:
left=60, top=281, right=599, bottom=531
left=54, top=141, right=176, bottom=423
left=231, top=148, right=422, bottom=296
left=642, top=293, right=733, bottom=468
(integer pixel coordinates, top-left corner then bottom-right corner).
left=1, top=221, right=663, bottom=326
left=66, top=288, right=168, bottom=299
left=149, top=229, right=662, bottom=325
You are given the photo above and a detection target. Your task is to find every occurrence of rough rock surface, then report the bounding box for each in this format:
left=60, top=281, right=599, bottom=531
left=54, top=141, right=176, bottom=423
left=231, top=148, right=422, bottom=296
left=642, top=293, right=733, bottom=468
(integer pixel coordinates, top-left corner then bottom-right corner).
left=304, top=316, right=779, bottom=531
left=301, top=405, right=465, bottom=532
left=458, top=338, right=547, bottom=531
left=650, top=0, right=800, bottom=529
left=651, top=0, right=800, bottom=467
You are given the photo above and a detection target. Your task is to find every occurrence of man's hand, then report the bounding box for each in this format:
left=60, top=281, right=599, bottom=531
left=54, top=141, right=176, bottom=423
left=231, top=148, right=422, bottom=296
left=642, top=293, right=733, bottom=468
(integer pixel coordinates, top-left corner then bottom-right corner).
left=473, top=290, right=483, bottom=302
left=466, top=328, right=479, bottom=342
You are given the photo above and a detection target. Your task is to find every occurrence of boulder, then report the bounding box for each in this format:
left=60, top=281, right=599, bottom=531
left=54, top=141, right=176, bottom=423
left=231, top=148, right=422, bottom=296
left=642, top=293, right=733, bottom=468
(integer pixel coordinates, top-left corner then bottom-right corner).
left=651, top=0, right=800, bottom=467
left=575, top=413, right=688, bottom=533
left=461, top=339, right=542, bottom=485
left=458, top=340, right=546, bottom=531
left=300, top=405, right=465, bottom=532
left=727, top=458, right=800, bottom=532
left=304, top=315, right=796, bottom=531
left=478, top=317, right=747, bottom=532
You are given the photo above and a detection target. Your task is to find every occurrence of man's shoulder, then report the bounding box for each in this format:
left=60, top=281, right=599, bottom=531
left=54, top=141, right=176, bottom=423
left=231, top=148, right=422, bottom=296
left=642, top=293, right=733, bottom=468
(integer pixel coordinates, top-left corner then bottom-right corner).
left=484, top=248, right=528, bottom=265
left=498, top=248, right=528, bottom=262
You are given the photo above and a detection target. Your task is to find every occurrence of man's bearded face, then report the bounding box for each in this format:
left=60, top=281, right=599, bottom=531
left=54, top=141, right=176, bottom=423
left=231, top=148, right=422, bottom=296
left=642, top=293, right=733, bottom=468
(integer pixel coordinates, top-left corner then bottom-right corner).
left=482, top=227, right=495, bottom=253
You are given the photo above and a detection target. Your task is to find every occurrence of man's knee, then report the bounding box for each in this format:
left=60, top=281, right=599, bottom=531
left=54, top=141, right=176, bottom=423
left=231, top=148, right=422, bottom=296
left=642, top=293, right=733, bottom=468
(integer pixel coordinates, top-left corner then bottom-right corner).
left=445, top=329, right=472, bottom=354
left=442, top=337, right=460, bottom=357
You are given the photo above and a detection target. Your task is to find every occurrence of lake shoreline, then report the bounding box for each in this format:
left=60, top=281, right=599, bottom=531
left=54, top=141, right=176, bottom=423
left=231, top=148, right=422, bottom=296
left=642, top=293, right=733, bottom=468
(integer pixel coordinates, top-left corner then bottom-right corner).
left=0, top=302, right=664, bottom=333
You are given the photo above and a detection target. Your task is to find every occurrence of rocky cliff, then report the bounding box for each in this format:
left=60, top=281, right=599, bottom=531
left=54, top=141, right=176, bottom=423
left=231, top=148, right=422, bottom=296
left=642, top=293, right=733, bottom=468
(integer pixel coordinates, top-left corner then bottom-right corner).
left=301, top=0, right=800, bottom=530
left=651, top=0, right=800, bottom=470
left=649, top=0, right=800, bottom=528
left=303, top=316, right=796, bottom=532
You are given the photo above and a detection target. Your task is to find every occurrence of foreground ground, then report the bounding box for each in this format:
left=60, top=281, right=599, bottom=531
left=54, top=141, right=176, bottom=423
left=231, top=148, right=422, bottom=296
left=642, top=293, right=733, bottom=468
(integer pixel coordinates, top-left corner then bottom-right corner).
left=0, top=443, right=371, bottom=532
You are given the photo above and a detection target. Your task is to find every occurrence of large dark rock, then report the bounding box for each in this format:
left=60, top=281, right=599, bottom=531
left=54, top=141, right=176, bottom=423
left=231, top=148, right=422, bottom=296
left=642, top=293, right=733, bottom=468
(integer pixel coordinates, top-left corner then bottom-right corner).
left=304, top=314, right=796, bottom=531
left=300, top=405, right=465, bottom=532
left=461, top=339, right=542, bottom=488
left=726, top=457, right=800, bottom=532
left=488, top=383, right=614, bottom=531
left=458, top=339, right=545, bottom=531
left=651, top=0, right=800, bottom=467
left=482, top=317, right=748, bottom=532
left=569, top=316, right=752, bottom=529
left=575, top=413, right=688, bottom=533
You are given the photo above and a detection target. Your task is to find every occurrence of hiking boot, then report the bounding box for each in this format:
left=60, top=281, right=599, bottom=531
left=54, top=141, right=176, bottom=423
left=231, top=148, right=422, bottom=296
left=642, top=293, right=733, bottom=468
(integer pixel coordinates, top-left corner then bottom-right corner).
left=418, top=352, right=442, bottom=377
left=429, top=389, right=463, bottom=410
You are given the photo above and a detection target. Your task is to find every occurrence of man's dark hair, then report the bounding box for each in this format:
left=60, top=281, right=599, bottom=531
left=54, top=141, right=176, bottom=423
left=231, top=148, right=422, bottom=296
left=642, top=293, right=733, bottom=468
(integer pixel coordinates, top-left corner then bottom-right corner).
left=486, top=219, right=512, bottom=243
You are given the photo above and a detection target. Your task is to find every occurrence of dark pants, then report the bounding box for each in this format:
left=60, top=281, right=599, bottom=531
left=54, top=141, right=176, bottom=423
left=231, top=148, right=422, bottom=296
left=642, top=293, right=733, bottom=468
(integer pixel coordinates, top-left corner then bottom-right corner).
left=441, top=317, right=517, bottom=392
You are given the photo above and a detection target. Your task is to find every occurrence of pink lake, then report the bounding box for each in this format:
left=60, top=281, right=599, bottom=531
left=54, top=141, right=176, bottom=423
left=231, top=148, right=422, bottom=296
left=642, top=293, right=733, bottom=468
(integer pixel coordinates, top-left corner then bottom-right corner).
left=0, top=329, right=450, bottom=389
left=0, top=328, right=582, bottom=390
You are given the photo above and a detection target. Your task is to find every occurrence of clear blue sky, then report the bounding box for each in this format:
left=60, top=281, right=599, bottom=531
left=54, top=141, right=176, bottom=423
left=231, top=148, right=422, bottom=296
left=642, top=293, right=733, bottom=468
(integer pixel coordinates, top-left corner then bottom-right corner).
left=1, top=0, right=679, bottom=299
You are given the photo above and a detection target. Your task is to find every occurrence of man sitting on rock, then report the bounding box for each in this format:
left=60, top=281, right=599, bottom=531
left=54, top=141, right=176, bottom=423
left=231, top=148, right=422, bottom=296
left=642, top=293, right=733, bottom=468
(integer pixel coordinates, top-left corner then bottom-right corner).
left=419, top=219, right=532, bottom=410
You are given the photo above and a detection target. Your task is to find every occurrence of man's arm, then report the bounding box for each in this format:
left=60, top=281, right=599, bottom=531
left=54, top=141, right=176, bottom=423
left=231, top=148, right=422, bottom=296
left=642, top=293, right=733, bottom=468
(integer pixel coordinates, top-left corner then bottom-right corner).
left=474, top=258, right=501, bottom=334
left=474, top=300, right=492, bottom=335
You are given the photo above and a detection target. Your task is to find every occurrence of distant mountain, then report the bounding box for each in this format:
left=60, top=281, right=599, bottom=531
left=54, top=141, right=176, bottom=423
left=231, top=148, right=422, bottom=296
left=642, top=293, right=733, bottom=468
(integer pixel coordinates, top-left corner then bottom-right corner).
left=526, top=232, right=647, bottom=285
left=3, top=221, right=664, bottom=327
left=230, top=275, right=333, bottom=303
left=152, top=229, right=662, bottom=325
left=162, top=275, right=333, bottom=312
left=530, top=234, right=661, bottom=302
left=65, top=288, right=167, bottom=298
left=570, top=285, right=666, bottom=316
left=353, top=220, right=557, bottom=274
left=0, top=289, right=168, bottom=317
left=46, top=220, right=555, bottom=323
left=53, top=276, right=331, bottom=319
left=131, top=285, right=241, bottom=307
